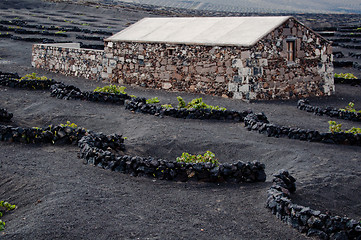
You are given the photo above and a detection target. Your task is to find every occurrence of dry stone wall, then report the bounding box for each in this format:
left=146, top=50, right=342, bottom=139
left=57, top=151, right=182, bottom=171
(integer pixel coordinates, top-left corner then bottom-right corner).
left=267, top=170, right=361, bottom=239
left=32, top=43, right=103, bottom=80
left=102, top=41, right=242, bottom=98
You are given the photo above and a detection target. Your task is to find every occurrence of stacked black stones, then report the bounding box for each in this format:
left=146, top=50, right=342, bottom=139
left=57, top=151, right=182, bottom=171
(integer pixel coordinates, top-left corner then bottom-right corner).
left=0, top=19, right=112, bottom=36
left=0, top=109, right=265, bottom=184
left=334, top=77, right=361, bottom=86
left=0, top=108, right=13, bottom=122
left=0, top=120, right=265, bottom=184
left=244, top=112, right=361, bottom=146
left=298, top=99, right=361, bottom=122
left=50, top=83, right=133, bottom=104
left=125, top=98, right=252, bottom=121
left=50, top=83, right=84, bottom=100
left=0, top=71, right=58, bottom=90
left=267, top=170, right=361, bottom=239
left=78, top=135, right=266, bottom=183
left=0, top=124, right=89, bottom=144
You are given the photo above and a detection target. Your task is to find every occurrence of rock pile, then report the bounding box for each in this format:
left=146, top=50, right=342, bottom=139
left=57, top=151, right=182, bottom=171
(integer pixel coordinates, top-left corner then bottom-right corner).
left=298, top=99, right=361, bottom=122
left=0, top=108, right=13, bottom=122
left=267, top=170, right=361, bottom=239
left=125, top=98, right=252, bottom=121
left=244, top=112, right=361, bottom=146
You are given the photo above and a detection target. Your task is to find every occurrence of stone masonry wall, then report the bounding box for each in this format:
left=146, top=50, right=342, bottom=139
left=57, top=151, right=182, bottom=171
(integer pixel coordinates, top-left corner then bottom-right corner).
left=102, top=41, right=243, bottom=98
left=32, top=43, right=103, bottom=80
left=237, top=17, right=334, bottom=100
left=102, top=17, right=334, bottom=101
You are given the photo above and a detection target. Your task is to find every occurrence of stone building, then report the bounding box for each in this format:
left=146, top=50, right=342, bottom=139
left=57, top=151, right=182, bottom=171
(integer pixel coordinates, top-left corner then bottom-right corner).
left=32, top=16, right=334, bottom=101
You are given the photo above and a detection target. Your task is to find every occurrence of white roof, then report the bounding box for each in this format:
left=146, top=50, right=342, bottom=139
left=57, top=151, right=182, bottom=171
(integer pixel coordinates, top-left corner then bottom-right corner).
left=106, top=16, right=291, bottom=47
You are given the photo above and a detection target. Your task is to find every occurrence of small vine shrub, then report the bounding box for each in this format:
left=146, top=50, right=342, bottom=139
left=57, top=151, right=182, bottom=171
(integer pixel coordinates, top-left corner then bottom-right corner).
left=328, top=121, right=342, bottom=133
left=177, top=96, right=186, bottom=109
left=340, top=102, right=361, bottom=113
left=177, top=96, right=226, bottom=111
left=176, top=151, right=219, bottom=166
left=94, top=85, right=127, bottom=94
left=146, top=97, right=160, bottom=104
left=161, top=104, right=173, bottom=109
left=334, top=73, right=357, bottom=79
left=328, top=121, right=361, bottom=134
left=55, top=30, right=66, bottom=34
left=0, top=200, right=16, bottom=231
left=60, top=121, right=78, bottom=129
left=19, top=72, right=48, bottom=81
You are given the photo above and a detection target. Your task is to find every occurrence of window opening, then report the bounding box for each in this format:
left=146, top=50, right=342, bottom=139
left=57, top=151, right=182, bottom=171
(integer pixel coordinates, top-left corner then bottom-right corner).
left=167, top=48, right=174, bottom=56
left=287, top=40, right=296, bottom=62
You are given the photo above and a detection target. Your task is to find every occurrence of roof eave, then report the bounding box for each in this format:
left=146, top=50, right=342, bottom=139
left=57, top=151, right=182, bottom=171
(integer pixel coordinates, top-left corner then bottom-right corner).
left=104, top=39, right=255, bottom=48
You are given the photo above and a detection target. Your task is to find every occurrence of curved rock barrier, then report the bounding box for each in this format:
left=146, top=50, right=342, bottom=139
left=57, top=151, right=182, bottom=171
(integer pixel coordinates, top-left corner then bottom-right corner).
left=297, top=99, right=361, bottom=122
left=78, top=135, right=266, bottom=183
left=10, top=36, right=55, bottom=43
left=0, top=108, right=13, bottom=122
left=244, top=113, right=361, bottom=146
left=334, top=77, right=361, bottom=86
left=0, top=19, right=113, bottom=35
left=2, top=71, right=360, bottom=147
left=0, top=72, right=19, bottom=80
left=0, top=72, right=58, bottom=90
left=0, top=72, right=134, bottom=104
left=125, top=98, right=252, bottom=122
left=0, top=71, right=251, bottom=120
left=0, top=123, right=89, bottom=144
left=0, top=119, right=265, bottom=183
left=266, top=170, right=361, bottom=239
left=50, top=83, right=134, bottom=104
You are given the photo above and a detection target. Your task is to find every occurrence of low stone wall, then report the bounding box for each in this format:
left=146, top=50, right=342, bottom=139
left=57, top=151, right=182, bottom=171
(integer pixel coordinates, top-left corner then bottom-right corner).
left=125, top=98, right=252, bottom=122
left=298, top=99, right=361, bottom=122
left=0, top=71, right=19, bottom=80
left=78, top=134, right=266, bottom=183
left=0, top=123, right=91, bottom=144
left=50, top=83, right=133, bottom=104
left=2, top=71, right=359, bottom=147
left=266, top=170, right=361, bottom=239
left=244, top=113, right=361, bottom=146
left=32, top=43, right=104, bottom=80
left=0, top=118, right=265, bottom=183
left=0, top=108, right=13, bottom=122
left=0, top=77, right=59, bottom=90
left=334, top=77, right=361, bottom=86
